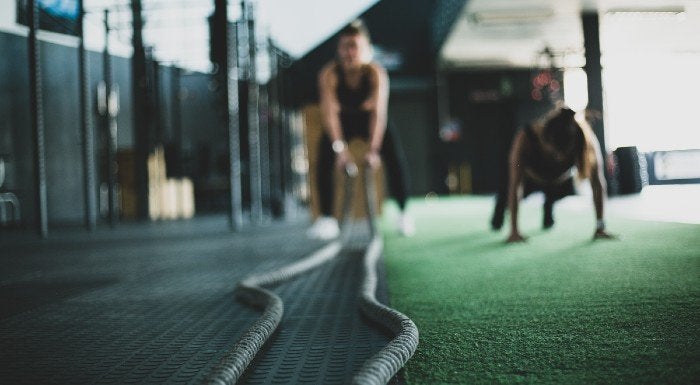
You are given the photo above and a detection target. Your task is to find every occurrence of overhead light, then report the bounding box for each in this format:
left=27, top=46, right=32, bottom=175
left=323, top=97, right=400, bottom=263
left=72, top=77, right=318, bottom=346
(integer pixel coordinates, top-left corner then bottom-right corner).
left=468, top=7, right=554, bottom=25
left=606, top=6, right=685, bottom=20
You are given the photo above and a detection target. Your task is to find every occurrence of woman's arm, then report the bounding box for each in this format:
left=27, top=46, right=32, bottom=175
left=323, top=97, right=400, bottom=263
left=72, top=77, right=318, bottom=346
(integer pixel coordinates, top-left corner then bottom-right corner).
left=362, top=63, right=389, bottom=168
left=318, top=63, right=352, bottom=167
left=319, top=63, right=343, bottom=143
left=507, top=131, right=526, bottom=243
left=587, top=135, right=615, bottom=239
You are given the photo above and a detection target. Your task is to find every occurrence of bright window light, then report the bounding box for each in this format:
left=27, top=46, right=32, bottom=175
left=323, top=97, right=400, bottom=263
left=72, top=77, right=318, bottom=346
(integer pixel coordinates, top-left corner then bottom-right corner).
left=563, top=68, right=588, bottom=112
left=600, top=7, right=700, bottom=153
left=603, top=53, right=700, bottom=152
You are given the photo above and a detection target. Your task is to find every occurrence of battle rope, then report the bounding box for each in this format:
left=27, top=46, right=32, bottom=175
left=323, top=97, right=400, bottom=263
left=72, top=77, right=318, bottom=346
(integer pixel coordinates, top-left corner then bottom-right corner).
left=204, top=241, right=342, bottom=385
left=351, top=166, right=419, bottom=384
left=204, top=162, right=418, bottom=384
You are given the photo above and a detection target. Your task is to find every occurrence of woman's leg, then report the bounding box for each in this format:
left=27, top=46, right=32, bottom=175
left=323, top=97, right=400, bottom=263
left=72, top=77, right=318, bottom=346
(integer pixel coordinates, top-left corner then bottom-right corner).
left=491, top=166, right=509, bottom=230
left=307, top=134, right=341, bottom=239
left=380, top=126, right=414, bottom=235
left=317, top=134, right=335, bottom=217
left=543, top=177, right=576, bottom=229
left=379, top=126, right=410, bottom=211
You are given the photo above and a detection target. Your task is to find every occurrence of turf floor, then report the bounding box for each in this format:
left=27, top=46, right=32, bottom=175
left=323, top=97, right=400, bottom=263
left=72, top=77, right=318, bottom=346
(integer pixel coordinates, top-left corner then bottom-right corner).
left=381, top=196, right=700, bottom=384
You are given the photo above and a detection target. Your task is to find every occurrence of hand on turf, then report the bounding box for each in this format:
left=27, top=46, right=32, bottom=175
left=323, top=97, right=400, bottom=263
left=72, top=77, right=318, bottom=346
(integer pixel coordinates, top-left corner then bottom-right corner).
left=593, top=229, right=616, bottom=240
left=506, top=231, right=527, bottom=243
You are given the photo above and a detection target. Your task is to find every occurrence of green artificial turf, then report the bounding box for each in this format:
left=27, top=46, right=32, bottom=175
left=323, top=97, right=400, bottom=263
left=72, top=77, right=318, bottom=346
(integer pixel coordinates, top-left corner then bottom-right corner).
left=381, top=196, right=700, bottom=384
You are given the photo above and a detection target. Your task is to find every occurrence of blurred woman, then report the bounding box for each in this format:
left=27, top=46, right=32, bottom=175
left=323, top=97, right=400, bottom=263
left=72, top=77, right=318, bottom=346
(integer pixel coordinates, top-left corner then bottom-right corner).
left=496, top=107, right=614, bottom=243
left=307, top=19, right=413, bottom=240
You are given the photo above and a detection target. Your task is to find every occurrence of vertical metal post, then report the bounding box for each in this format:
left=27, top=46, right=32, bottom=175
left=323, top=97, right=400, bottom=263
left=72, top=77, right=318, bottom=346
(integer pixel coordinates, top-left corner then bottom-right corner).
left=28, top=0, right=48, bottom=238
left=78, top=0, right=96, bottom=230
left=104, top=10, right=118, bottom=227
left=227, top=20, right=244, bottom=230
left=276, top=51, right=293, bottom=206
left=132, top=0, right=149, bottom=220
left=243, top=1, right=263, bottom=224
left=581, top=12, right=607, bottom=155
left=267, top=41, right=283, bottom=217
left=259, top=81, right=271, bottom=220
left=150, top=55, right=163, bottom=144
left=214, top=0, right=244, bottom=230
left=171, top=66, right=183, bottom=177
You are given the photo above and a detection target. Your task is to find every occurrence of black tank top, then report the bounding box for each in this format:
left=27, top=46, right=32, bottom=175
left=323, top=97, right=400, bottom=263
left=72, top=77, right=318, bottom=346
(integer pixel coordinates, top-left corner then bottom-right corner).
left=522, top=125, right=575, bottom=182
left=335, top=64, right=371, bottom=140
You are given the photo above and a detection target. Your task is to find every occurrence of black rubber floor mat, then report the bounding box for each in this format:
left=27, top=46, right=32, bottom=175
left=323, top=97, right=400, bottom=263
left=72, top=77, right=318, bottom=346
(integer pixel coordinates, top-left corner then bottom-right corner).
left=0, top=220, right=324, bottom=384
left=0, top=218, right=404, bottom=384
left=240, top=249, right=403, bottom=384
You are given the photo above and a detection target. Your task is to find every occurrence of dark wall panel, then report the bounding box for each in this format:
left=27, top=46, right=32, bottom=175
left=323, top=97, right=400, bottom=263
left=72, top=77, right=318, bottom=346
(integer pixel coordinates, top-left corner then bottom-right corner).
left=178, top=72, right=229, bottom=212
left=0, top=31, right=34, bottom=225
left=41, top=39, right=85, bottom=224
left=1, top=30, right=238, bottom=227
left=389, top=91, right=433, bottom=195
left=443, top=70, right=558, bottom=193
left=0, top=31, right=137, bottom=226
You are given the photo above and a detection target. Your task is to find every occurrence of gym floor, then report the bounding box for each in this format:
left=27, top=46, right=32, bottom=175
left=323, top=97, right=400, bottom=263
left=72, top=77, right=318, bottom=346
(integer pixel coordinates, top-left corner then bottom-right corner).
left=381, top=184, right=699, bottom=384
left=0, top=217, right=401, bottom=384
left=0, top=184, right=696, bottom=384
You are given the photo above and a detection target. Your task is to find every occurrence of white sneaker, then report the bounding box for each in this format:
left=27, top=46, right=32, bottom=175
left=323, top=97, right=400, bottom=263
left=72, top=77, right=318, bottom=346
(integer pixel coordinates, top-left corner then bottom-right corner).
left=307, top=216, right=340, bottom=240
left=397, top=214, right=416, bottom=237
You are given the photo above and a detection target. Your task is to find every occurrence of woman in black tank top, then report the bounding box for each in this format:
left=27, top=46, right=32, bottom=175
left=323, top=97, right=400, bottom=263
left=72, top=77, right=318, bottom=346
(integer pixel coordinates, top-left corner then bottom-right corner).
left=494, top=107, right=614, bottom=243
left=307, top=20, right=414, bottom=240
left=334, top=63, right=372, bottom=140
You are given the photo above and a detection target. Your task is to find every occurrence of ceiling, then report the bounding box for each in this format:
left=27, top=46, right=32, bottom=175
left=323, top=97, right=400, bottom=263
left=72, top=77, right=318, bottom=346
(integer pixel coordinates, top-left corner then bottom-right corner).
left=440, top=0, right=700, bottom=69
left=18, top=0, right=699, bottom=73
left=77, top=0, right=378, bottom=72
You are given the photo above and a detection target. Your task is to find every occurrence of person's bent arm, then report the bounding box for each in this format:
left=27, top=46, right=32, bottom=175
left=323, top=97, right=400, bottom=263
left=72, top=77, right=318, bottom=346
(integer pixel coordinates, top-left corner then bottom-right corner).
left=362, top=63, right=389, bottom=169
left=319, top=64, right=352, bottom=168
left=507, top=131, right=526, bottom=243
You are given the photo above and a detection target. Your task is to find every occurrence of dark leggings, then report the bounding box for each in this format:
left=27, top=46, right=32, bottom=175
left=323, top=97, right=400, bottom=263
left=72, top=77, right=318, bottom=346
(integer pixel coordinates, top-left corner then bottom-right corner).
left=317, top=126, right=410, bottom=216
